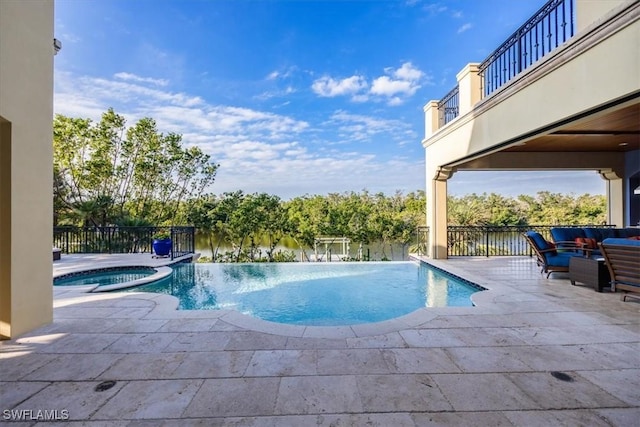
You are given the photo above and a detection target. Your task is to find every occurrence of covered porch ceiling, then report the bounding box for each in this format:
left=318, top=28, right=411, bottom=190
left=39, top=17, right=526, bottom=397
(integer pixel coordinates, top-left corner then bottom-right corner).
left=451, top=95, right=640, bottom=171
left=503, top=102, right=640, bottom=154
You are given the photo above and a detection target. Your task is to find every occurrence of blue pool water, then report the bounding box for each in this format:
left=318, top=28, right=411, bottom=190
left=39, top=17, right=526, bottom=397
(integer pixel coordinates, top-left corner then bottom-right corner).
left=131, top=262, right=483, bottom=326
left=54, top=268, right=156, bottom=287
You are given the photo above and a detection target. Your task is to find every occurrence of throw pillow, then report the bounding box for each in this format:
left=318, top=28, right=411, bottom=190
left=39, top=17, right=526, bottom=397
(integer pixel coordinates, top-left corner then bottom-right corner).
left=575, top=237, right=597, bottom=249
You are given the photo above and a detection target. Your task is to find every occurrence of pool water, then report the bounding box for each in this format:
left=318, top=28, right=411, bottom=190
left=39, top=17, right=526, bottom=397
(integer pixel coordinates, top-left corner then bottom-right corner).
left=131, top=262, right=483, bottom=326
left=54, top=268, right=156, bottom=287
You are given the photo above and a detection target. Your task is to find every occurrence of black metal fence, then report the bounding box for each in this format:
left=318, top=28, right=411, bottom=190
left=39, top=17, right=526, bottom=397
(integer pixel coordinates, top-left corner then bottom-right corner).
left=53, top=226, right=195, bottom=260
left=416, top=224, right=615, bottom=257
left=438, top=85, right=460, bottom=127
left=479, top=0, right=575, bottom=97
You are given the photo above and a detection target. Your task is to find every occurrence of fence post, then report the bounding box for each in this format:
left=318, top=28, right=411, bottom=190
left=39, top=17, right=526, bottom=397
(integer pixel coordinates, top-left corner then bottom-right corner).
left=171, top=227, right=175, bottom=260
left=485, top=228, right=490, bottom=257
left=191, top=227, right=195, bottom=257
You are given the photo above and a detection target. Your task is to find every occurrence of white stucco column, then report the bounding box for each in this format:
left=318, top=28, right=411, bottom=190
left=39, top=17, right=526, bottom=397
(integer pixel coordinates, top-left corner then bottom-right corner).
left=0, top=1, right=54, bottom=338
left=601, top=170, right=625, bottom=227
left=423, top=101, right=439, bottom=138
left=456, top=63, right=481, bottom=116
left=426, top=160, right=452, bottom=259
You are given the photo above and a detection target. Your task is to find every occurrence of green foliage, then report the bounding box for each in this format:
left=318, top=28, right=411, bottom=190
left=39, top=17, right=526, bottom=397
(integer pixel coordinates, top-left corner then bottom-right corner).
left=448, top=192, right=605, bottom=226
left=187, top=190, right=427, bottom=262
left=53, top=109, right=218, bottom=226
left=152, top=231, right=171, bottom=240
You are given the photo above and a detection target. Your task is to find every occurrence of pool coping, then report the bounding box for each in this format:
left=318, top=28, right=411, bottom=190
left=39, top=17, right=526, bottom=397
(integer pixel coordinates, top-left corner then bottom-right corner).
left=52, top=255, right=499, bottom=338
left=94, top=266, right=174, bottom=292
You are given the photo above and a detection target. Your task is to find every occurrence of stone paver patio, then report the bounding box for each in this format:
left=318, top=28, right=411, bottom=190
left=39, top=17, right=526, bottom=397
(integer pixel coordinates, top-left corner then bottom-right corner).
left=1, top=255, right=639, bottom=425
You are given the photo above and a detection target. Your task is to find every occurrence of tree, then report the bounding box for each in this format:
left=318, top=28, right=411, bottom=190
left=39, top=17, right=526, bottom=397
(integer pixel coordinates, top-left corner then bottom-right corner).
left=53, top=109, right=218, bottom=226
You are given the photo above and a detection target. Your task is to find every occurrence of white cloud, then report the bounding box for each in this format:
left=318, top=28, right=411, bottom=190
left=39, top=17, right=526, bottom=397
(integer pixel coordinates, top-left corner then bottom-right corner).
left=370, top=76, right=415, bottom=97
left=311, top=75, right=368, bottom=98
left=254, top=86, right=297, bottom=101
left=392, top=62, right=424, bottom=81
left=114, top=72, right=169, bottom=87
left=328, top=111, right=417, bottom=143
left=457, top=23, right=473, bottom=34
left=310, top=62, right=429, bottom=106
left=370, top=62, right=425, bottom=105
left=266, top=66, right=297, bottom=80
left=351, top=94, right=369, bottom=103
left=423, top=3, right=448, bottom=15
left=388, top=97, right=404, bottom=107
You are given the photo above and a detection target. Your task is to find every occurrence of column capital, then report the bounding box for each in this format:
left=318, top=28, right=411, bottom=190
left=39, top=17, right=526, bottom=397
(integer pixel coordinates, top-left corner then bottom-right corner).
left=455, top=62, right=480, bottom=81
left=434, top=167, right=455, bottom=181
left=599, top=168, right=622, bottom=180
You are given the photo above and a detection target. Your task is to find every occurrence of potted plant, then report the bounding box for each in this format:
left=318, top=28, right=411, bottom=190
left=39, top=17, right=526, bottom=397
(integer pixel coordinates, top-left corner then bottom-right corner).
left=152, top=230, right=172, bottom=257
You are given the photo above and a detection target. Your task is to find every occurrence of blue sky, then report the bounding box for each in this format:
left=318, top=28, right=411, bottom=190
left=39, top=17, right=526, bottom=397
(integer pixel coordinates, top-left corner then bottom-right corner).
left=54, top=0, right=605, bottom=199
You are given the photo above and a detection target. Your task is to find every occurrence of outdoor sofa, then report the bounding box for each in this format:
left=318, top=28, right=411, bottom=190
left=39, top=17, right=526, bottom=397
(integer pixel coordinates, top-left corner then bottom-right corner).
left=599, top=238, right=640, bottom=301
left=550, top=227, right=640, bottom=257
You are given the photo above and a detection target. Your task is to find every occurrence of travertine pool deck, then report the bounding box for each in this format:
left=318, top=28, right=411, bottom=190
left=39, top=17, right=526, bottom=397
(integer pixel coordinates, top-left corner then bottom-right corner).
left=1, top=255, right=638, bottom=425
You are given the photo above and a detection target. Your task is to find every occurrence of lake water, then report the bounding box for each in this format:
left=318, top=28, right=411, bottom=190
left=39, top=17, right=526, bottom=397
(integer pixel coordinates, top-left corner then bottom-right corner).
left=195, top=233, right=415, bottom=261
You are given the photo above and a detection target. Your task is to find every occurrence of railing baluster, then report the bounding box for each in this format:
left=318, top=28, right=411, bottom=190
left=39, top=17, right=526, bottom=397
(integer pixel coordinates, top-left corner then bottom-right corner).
left=437, top=85, right=460, bottom=127
left=478, top=0, right=574, bottom=98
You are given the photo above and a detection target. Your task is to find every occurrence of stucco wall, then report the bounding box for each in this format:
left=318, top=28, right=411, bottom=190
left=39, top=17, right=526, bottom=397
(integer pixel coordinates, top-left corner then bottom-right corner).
left=0, top=1, right=54, bottom=338
left=576, top=0, right=630, bottom=32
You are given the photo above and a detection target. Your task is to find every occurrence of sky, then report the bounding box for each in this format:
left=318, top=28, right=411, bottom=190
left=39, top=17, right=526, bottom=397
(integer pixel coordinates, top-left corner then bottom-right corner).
left=53, top=0, right=605, bottom=200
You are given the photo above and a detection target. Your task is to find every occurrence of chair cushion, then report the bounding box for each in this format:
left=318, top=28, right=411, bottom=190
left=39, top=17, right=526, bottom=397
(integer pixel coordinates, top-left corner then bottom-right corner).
left=526, top=231, right=554, bottom=252
left=602, top=238, right=640, bottom=247
left=545, top=252, right=577, bottom=267
left=583, top=227, right=616, bottom=241
left=616, top=228, right=640, bottom=238
left=550, top=228, right=585, bottom=245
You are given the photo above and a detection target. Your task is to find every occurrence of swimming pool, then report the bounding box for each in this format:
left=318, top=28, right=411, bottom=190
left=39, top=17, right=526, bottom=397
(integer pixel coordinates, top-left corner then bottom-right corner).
left=54, top=267, right=157, bottom=287
left=131, top=262, right=484, bottom=326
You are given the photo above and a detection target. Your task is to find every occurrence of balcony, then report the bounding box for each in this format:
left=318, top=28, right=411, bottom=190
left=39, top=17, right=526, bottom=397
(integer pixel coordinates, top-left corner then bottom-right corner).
left=436, top=0, right=575, bottom=126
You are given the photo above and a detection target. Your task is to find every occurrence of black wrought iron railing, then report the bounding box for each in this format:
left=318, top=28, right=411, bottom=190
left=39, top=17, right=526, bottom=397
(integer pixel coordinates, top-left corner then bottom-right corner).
left=479, top=0, right=575, bottom=97
left=416, top=224, right=615, bottom=257
left=170, top=226, right=196, bottom=259
left=53, top=226, right=195, bottom=260
left=437, top=85, right=460, bottom=127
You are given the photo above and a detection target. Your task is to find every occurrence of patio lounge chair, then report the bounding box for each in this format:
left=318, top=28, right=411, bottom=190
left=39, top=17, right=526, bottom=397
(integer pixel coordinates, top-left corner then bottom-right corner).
left=524, top=231, right=583, bottom=278
left=599, top=238, right=640, bottom=301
